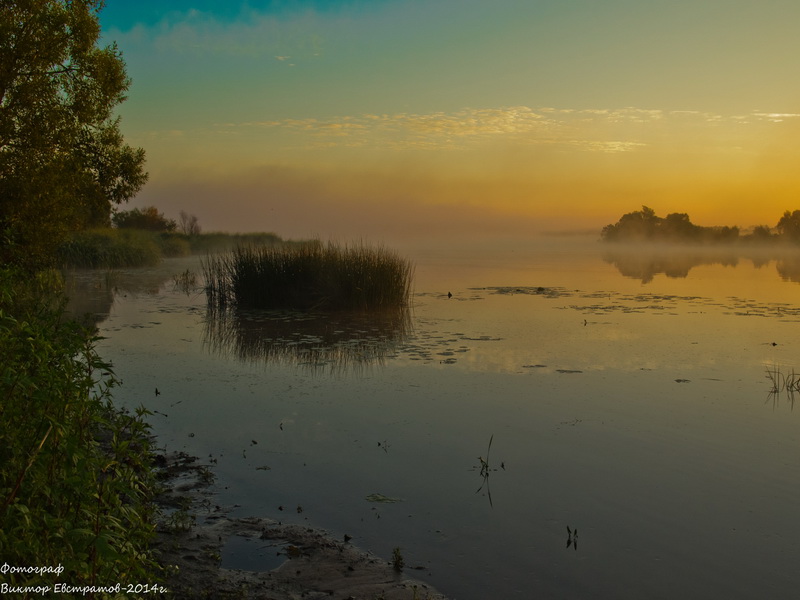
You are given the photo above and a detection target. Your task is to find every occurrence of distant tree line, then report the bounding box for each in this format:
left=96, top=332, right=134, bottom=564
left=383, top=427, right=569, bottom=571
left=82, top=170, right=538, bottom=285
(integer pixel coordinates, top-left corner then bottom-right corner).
left=601, top=206, right=800, bottom=244
left=111, top=206, right=201, bottom=235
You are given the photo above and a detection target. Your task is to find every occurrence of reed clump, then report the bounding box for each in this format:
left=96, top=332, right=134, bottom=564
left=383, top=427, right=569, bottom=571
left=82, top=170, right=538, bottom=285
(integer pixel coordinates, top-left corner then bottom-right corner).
left=204, top=240, right=414, bottom=311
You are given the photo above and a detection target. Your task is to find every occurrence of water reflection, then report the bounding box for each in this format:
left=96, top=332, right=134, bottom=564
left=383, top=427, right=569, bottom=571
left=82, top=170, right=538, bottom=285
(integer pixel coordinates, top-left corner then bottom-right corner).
left=776, top=255, right=800, bottom=283
left=603, top=245, right=800, bottom=283
left=71, top=250, right=800, bottom=600
left=61, top=269, right=116, bottom=327
left=62, top=261, right=195, bottom=327
left=203, top=306, right=412, bottom=373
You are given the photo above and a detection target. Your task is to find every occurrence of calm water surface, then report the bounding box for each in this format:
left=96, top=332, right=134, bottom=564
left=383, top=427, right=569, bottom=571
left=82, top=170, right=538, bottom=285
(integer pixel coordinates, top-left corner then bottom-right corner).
left=65, top=238, right=800, bottom=600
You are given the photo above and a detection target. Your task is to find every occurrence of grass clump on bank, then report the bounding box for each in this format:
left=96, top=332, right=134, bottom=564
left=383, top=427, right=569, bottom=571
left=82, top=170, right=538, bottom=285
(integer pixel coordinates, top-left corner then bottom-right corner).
left=58, top=228, right=180, bottom=268
left=58, top=229, right=286, bottom=269
left=204, top=240, right=414, bottom=311
left=0, top=269, right=161, bottom=589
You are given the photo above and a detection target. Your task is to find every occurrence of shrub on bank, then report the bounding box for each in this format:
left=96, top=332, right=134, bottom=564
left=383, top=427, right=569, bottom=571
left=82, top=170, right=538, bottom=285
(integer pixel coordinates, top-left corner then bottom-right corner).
left=204, top=240, right=414, bottom=311
left=156, top=232, right=191, bottom=258
left=0, top=270, right=160, bottom=589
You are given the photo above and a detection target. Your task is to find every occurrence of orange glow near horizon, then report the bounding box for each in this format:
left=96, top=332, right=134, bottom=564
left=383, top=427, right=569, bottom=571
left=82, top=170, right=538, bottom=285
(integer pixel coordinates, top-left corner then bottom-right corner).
left=134, top=108, right=800, bottom=237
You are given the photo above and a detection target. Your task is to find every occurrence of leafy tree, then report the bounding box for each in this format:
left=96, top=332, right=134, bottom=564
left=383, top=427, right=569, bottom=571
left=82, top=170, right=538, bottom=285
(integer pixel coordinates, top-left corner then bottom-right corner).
left=747, top=225, right=774, bottom=242
left=776, top=210, right=800, bottom=242
left=705, top=225, right=739, bottom=243
left=602, top=206, right=739, bottom=243
left=0, top=0, right=147, bottom=269
left=112, top=206, right=176, bottom=232
left=601, top=206, right=661, bottom=241
left=661, top=212, right=700, bottom=240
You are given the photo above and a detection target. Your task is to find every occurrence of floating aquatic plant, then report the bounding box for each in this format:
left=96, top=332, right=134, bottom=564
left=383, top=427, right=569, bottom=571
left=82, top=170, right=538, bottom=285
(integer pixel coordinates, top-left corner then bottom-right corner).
left=567, top=526, right=579, bottom=550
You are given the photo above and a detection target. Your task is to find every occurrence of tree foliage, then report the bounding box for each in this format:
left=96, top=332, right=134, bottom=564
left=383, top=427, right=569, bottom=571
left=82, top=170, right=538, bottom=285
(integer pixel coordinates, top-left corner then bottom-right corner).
left=776, top=210, right=800, bottom=241
left=112, top=206, right=176, bottom=232
left=601, top=206, right=661, bottom=241
left=0, top=0, right=147, bottom=269
left=601, top=206, right=739, bottom=243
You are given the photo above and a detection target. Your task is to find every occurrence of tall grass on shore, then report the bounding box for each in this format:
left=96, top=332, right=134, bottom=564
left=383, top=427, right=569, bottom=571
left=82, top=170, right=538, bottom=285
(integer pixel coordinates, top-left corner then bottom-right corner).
left=204, top=240, right=414, bottom=311
left=58, top=228, right=192, bottom=269
left=58, top=229, right=286, bottom=269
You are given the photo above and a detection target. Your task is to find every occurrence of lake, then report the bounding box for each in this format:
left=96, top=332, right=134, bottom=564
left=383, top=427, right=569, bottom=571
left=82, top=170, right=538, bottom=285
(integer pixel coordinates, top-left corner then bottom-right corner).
left=64, top=236, right=800, bottom=600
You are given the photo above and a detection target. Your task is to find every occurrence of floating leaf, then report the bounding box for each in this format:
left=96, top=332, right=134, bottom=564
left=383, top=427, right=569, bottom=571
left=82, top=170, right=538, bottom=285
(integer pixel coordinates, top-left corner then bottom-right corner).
left=365, top=493, right=403, bottom=503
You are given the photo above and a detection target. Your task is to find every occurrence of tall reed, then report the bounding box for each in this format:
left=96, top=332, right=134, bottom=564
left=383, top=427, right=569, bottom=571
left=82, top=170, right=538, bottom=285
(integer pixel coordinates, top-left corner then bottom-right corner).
left=204, top=240, right=414, bottom=311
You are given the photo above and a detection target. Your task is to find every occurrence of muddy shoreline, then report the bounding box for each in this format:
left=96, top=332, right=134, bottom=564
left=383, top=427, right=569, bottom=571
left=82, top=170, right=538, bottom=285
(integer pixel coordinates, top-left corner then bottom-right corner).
left=153, top=451, right=450, bottom=600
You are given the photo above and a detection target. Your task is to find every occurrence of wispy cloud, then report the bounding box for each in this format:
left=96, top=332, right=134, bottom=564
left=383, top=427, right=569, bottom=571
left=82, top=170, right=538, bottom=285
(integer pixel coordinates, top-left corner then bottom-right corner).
left=752, top=112, right=800, bottom=122
left=222, top=105, right=756, bottom=153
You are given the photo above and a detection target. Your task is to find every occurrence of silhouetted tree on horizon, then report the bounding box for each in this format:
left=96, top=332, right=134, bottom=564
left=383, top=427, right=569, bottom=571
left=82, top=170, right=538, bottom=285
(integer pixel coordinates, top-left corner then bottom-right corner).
left=777, top=210, right=800, bottom=242
left=601, top=206, right=660, bottom=241
left=601, top=206, right=740, bottom=244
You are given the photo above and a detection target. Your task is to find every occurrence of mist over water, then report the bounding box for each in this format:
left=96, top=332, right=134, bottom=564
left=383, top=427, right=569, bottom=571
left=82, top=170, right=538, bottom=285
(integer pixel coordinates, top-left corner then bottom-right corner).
left=65, top=235, right=800, bottom=600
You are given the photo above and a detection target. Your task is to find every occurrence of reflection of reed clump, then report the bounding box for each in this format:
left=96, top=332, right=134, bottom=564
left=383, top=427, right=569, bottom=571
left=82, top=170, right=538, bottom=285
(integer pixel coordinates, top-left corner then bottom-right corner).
left=203, top=240, right=414, bottom=311
left=204, top=306, right=411, bottom=372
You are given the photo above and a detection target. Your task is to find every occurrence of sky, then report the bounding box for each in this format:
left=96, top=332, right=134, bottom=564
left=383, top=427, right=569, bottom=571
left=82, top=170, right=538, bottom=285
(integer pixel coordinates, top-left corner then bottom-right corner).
left=101, top=0, right=800, bottom=241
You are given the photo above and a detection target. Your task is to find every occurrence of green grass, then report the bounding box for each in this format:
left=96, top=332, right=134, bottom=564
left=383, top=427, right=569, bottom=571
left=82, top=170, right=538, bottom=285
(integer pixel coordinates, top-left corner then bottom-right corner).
left=0, top=268, right=161, bottom=589
left=203, top=240, right=414, bottom=311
